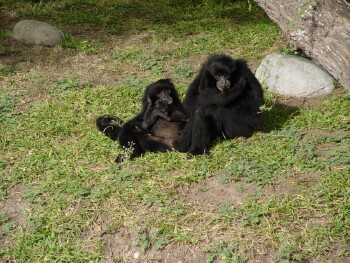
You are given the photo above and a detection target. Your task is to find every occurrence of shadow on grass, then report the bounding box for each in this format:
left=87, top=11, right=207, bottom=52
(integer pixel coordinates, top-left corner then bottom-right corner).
left=263, top=103, right=300, bottom=132
left=1, top=0, right=269, bottom=34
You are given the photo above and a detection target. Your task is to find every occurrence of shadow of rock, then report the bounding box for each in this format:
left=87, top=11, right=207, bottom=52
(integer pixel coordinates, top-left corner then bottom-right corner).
left=263, top=103, right=300, bottom=132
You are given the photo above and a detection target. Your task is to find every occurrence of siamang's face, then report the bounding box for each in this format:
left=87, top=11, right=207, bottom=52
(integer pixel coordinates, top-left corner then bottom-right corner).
left=214, top=73, right=230, bottom=92
left=156, top=89, right=173, bottom=104
left=208, top=61, right=235, bottom=92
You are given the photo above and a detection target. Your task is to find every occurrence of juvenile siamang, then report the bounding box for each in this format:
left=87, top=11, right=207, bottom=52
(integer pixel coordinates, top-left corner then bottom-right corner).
left=141, top=90, right=172, bottom=130
left=96, top=79, right=187, bottom=162
left=176, top=54, right=265, bottom=155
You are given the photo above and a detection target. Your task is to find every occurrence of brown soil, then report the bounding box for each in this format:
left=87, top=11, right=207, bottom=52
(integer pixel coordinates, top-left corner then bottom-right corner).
left=0, top=185, right=32, bottom=247
left=81, top=201, right=207, bottom=262
left=102, top=227, right=206, bottom=263
left=178, top=172, right=259, bottom=207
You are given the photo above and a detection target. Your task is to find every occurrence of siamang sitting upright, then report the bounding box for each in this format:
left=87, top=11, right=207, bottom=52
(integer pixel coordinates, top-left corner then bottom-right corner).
left=176, top=54, right=265, bottom=155
left=96, top=79, right=187, bottom=162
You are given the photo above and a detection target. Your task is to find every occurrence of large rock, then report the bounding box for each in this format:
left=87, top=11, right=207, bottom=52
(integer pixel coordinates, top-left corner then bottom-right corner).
left=256, top=54, right=334, bottom=97
left=254, top=0, right=350, bottom=91
left=13, top=20, right=64, bottom=47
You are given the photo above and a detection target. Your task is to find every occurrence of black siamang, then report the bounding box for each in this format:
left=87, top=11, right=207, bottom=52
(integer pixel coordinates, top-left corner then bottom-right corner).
left=176, top=54, right=265, bottom=155
left=96, top=79, right=187, bottom=162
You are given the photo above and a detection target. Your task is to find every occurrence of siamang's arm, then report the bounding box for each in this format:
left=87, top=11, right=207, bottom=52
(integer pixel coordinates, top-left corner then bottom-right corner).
left=199, top=77, right=247, bottom=106
left=141, top=96, right=155, bottom=129
left=141, top=109, right=172, bottom=130
left=169, top=109, right=189, bottom=122
left=141, top=96, right=172, bottom=130
left=155, top=111, right=171, bottom=121
left=183, top=77, right=201, bottom=114
left=143, top=96, right=153, bottom=118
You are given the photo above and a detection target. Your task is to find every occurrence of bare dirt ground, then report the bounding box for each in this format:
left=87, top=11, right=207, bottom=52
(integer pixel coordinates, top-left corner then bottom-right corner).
left=0, top=185, right=32, bottom=247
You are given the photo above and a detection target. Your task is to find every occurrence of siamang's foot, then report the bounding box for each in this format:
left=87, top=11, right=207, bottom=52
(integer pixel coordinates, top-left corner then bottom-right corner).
left=96, top=115, right=123, bottom=130
left=202, top=149, right=211, bottom=157
left=115, top=154, right=124, bottom=163
left=97, top=115, right=123, bottom=127
left=115, top=151, right=141, bottom=163
left=186, top=151, right=211, bottom=160
left=189, top=147, right=211, bottom=157
left=96, top=115, right=122, bottom=141
left=134, top=125, right=150, bottom=134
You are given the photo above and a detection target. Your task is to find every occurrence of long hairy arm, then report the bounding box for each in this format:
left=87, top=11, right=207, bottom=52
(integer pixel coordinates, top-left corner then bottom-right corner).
left=198, top=77, right=247, bottom=106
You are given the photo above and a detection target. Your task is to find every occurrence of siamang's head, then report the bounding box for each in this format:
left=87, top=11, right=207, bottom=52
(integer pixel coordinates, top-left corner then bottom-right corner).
left=143, top=79, right=180, bottom=106
left=205, top=55, right=238, bottom=92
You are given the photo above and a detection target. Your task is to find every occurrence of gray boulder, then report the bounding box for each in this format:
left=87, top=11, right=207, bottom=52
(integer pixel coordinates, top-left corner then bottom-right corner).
left=255, top=54, right=334, bottom=97
left=13, top=20, right=64, bottom=47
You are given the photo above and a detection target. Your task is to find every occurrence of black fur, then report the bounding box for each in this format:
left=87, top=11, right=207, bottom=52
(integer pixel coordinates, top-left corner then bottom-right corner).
left=176, top=55, right=265, bottom=155
left=96, top=79, right=187, bottom=162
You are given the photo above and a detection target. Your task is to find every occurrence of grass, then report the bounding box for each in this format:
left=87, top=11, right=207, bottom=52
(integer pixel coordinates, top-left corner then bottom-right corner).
left=0, top=0, right=349, bottom=262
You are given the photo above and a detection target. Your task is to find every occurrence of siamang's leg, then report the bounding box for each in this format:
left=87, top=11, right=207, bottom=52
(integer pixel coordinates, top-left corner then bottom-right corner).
left=96, top=115, right=123, bottom=141
left=141, top=113, right=157, bottom=130
left=115, top=147, right=143, bottom=163
left=176, top=106, right=219, bottom=154
left=175, top=118, right=194, bottom=153
left=156, top=111, right=171, bottom=122
left=170, top=110, right=189, bottom=122
left=221, top=111, right=254, bottom=139
left=116, top=121, right=147, bottom=162
left=141, top=96, right=155, bottom=130
left=188, top=106, right=220, bottom=155
left=116, top=121, right=171, bottom=163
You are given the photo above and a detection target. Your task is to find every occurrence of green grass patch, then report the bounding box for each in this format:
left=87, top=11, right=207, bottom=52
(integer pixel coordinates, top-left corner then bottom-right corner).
left=0, top=66, right=18, bottom=77
left=0, top=94, right=18, bottom=122
left=61, top=34, right=100, bottom=53
left=291, top=95, right=350, bottom=130
left=203, top=239, right=246, bottom=263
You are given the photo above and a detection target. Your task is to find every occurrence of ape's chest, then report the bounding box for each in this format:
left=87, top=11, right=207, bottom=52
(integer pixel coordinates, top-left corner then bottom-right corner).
left=150, top=119, right=182, bottom=139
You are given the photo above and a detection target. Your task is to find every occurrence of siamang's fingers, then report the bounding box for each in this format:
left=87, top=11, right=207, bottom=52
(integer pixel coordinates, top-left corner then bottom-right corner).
left=188, top=150, right=211, bottom=157
left=202, top=148, right=211, bottom=157
left=96, top=115, right=122, bottom=141
left=237, top=76, right=247, bottom=87
left=96, top=116, right=111, bottom=129
left=97, top=115, right=123, bottom=126
left=170, top=111, right=189, bottom=122
left=135, top=125, right=150, bottom=134
left=114, top=117, right=123, bottom=125
left=105, top=115, right=123, bottom=125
